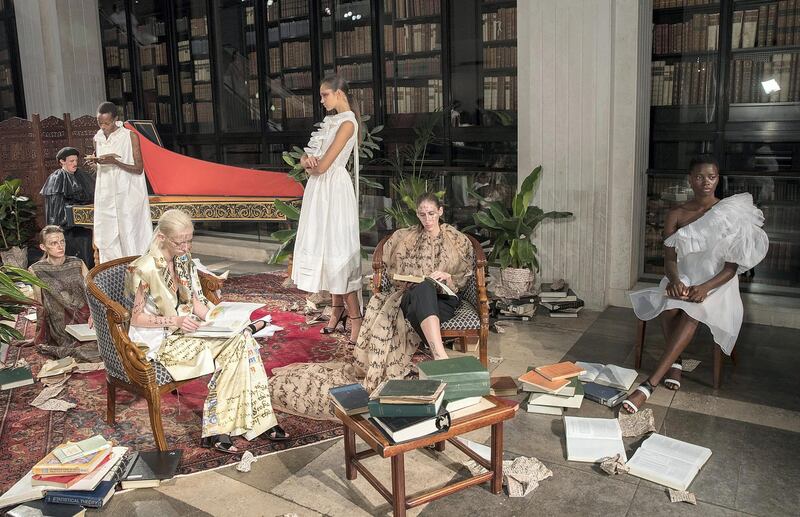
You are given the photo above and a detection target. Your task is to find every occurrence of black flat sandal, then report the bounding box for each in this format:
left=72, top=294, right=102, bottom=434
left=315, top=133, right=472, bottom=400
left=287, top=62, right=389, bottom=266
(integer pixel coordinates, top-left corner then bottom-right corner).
left=265, top=425, right=289, bottom=442
left=201, top=434, right=239, bottom=454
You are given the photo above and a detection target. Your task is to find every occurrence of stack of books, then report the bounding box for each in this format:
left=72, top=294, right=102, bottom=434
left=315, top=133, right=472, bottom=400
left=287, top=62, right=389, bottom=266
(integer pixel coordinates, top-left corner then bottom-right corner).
left=519, top=362, right=586, bottom=415
left=418, top=356, right=491, bottom=415
left=491, top=296, right=537, bottom=321
left=538, top=283, right=584, bottom=318
left=367, top=379, right=451, bottom=443
left=576, top=362, right=638, bottom=407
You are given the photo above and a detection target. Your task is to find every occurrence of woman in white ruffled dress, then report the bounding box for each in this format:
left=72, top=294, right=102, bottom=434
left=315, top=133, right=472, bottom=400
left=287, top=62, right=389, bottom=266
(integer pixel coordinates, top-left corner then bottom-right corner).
left=624, top=156, right=769, bottom=413
left=293, top=75, right=363, bottom=344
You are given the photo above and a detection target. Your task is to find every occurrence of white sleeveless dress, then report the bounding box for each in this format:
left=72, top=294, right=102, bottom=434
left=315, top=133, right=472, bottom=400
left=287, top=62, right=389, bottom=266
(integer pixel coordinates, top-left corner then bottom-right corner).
left=291, top=111, right=362, bottom=295
left=93, top=122, right=153, bottom=263
left=629, top=193, right=769, bottom=354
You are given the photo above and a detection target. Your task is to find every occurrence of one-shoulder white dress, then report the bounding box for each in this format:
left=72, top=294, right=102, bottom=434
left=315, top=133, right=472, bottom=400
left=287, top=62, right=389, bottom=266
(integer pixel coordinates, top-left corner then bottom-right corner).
left=291, top=111, right=362, bottom=295
left=629, top=193, right=769, bottom=354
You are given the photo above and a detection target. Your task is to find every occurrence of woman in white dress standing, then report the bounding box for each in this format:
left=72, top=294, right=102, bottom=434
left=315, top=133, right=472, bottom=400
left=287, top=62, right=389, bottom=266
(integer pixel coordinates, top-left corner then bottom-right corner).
left=624, top=156, right=769, bottom=413
left=293, top=75, right=363, bottom=344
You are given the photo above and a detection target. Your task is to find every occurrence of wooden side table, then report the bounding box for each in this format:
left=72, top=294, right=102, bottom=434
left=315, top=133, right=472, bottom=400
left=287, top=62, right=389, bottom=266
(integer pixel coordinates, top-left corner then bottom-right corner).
left=334, top=396, right=518, bottom=517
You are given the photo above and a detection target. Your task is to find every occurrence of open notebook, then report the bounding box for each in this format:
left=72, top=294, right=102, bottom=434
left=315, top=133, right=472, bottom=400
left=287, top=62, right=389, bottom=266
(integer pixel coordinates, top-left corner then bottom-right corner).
left=563, top=416, right=627, bottom=463
left=626, top=434, right=712, bottom=491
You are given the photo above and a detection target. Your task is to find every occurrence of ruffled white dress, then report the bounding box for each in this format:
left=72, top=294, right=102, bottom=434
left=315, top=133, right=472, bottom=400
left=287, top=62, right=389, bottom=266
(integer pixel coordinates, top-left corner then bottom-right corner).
left=629, top=193, right=769, bottom=354
left=291, top=111, right=362, bottom=295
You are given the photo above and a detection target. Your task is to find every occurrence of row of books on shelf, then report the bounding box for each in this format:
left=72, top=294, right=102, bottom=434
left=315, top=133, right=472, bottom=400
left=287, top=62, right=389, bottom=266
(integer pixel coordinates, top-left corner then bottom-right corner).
left=194, top=59, right=211, bottom=82
left=329, top=356, right=488, bottom=443
left=182, top=101, right=213, bottom=124
left=333, top=26, right=373, bottom=57
left=277, top=0, right=308, bottom=19
left=650, top=60, right=715, bottom=107
left=283, top=71, right=312, bottom=89
left=104, top=46, right=129, bottom=69
left=483, top=75, right=517, bottom=111
left=248, top=51, right=258, bottom=78
left=140, top=71, right=170, bottom=96
left=267, top=19, right=310, bottom=43
left=385, top=0, right=440, bottom=19
left=268, top=47, right=281, bottom=74
left=763, top=239, right=798, bottom=273
left=102, top=27, right=125, bottom=46
left=351, top=87, right=375, bottom=115
left=285, top=94, right=313, bottom=118
left=106, top=76, right=132, bottom=99
left=385, top=56, right=440, bottom=77
left=0, top=434, right=182, bottom=512
left=484, top=46, right=517, bottom=69
left=282, top=41, right=311, bottom=69
left=144, top=101, right=172, bottom=125
left=245, top=5, right=255, bottom=26
left=385, top=23, right=441, bottom=54
left=482, top=7, right=517, bottom=42
left=385, top=80, right=443, bottom=114
left=139, top=43, right=168, bottom=67
left=762, top=204, right=800, bottom=233
left=729, top=54, right=800, bottom=103
left=193, top=83, right=212, bottom=101
left=733, top=2, right=800, bottom=50
left=653, top=0, right=715, bottom=8
left=652, top=14, right=720, bottom=54
left=136, top=18, right=165, bottom=38
left=176, top=16, right=208, bottom=38
left=337, top=62, right=373, bottom=82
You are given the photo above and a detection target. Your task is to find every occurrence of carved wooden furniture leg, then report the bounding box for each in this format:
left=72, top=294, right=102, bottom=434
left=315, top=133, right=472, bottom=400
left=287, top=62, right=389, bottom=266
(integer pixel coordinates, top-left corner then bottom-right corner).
left=345, top=425, right=357, bottom=480
left=491, top=422, right=503, bottom=494
left=391, top=453, right=406, bottom=517
left=146, top=390, right=168, bottom=451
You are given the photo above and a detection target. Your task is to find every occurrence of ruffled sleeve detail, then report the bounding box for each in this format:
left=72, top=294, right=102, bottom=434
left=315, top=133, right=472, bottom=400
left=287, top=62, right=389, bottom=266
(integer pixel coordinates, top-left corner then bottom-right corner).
left=663, top=193, right=769, bottom=273
left=304, top=116, right=334, bottom=157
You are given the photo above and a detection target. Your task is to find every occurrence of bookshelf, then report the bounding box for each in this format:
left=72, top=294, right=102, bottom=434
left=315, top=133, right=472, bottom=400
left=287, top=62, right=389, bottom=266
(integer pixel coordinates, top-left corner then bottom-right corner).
left=131, top=1, right=173, bottom=131
left=99, top=1, right=135, bottom=120
left=175, top=0, right=215, bottom=133
left=648, top=0, right=800, bottom=294
left=0, top=1, right=23, bottom=122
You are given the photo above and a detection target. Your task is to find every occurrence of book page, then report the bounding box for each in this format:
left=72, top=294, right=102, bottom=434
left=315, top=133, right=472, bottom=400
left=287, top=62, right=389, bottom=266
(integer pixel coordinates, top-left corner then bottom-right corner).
left=196, top=302, right=264, bottom=334
left=575, top=362, right=604, bottom=382
left=564, top=416, right=622, bottom=440
left=640, top=434, right=712, bottom=466
left=567, top=437, right=627, bottom=463
left=627, top=448, right=698, bottom=490
left=595, top=365, right=638, bottom=390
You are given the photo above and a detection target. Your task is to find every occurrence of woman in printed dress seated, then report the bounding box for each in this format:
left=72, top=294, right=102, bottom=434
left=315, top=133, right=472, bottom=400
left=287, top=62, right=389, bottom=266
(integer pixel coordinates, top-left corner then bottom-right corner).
left=125, top=209, right=287, bottom=452
left=270, top=193, right=475, bottom=420
left=625, top=156, right=769, bottom=413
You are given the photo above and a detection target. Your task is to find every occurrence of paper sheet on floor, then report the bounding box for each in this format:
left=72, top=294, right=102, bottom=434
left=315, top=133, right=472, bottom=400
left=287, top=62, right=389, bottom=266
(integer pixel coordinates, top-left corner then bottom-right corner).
left=75, top=362, right=105, bottom=374
left=504, top=457, right=553, bottom=497
left=618, top=408, right=656, bottom=437
left=236, top=451, right=257, bottom=472
left=30, top=385, right=64, bottom=407
left=599, top=453, right=629, bottom=475
left=34, top=398, right=76, bottom=411
left=40, top=373, right=71, bottom=387
left=668, top=488, right=697, bottom=504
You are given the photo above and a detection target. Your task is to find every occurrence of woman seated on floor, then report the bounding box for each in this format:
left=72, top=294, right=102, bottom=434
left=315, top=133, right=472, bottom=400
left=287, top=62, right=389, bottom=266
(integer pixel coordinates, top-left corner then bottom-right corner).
left=125, top=209, right=288, bottom=453
left=269, top=193, right=474, bottom=420
left=625, top=156, right=769, bottom=413
left=29, top=225, right=100, bottom=363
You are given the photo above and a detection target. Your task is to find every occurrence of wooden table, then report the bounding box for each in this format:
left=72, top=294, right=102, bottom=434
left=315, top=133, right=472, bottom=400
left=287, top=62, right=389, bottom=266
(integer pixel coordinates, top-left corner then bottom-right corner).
left=334, top=396, right=518, bottom=517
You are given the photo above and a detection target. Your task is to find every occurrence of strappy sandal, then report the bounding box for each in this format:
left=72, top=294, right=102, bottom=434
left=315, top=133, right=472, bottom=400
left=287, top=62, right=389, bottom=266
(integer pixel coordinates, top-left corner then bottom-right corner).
left=346, top=315, right=363, bottom=346
left=246, top=320, right=267, bottom=334
left=621, top=380, right=656, bottom=414
left=321, top=306, right=347, bottom=335
left=201, top=434, right=239, bottom=454
left=664, top=361, right=682, bottom=390
left=265, top=425, right=289, bottom=442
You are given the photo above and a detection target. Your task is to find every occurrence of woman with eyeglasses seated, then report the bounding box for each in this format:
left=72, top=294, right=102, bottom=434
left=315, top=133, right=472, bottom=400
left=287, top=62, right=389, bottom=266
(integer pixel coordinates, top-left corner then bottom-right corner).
left=29, top=225, right=100, bottom=362
left=125, top=209, right=287, bottom=453
left=269, top=193, right=474, bottom=420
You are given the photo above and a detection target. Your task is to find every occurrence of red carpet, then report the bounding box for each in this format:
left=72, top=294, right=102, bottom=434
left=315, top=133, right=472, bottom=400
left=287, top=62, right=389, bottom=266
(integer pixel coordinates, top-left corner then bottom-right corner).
left=0, top=272, right=360, bottom=493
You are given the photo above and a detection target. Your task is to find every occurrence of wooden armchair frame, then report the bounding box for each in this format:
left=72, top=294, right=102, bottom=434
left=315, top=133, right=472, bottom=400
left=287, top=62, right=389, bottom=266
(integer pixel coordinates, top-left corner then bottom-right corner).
left=372, top=233, right=490, bottom=367
left=85, top=256, right=223, bottom=451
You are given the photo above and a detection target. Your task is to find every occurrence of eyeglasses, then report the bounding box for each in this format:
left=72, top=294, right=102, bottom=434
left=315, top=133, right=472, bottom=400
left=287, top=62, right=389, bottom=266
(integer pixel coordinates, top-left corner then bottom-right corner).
left=168, top=238, right=193, bottom=248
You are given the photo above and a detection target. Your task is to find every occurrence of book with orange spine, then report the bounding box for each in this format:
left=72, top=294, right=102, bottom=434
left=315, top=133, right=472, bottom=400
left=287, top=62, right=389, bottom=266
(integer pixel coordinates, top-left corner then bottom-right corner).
left=534, top=361, right=586, bottom=381
left=517, top=370, right=570, bottom=393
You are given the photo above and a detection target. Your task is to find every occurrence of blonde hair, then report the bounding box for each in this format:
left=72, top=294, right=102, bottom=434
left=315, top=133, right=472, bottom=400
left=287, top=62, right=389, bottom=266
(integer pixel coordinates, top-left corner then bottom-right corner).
left=150, top=209, right=193, bottom=253
left=39, top=225, right=64, bottom=258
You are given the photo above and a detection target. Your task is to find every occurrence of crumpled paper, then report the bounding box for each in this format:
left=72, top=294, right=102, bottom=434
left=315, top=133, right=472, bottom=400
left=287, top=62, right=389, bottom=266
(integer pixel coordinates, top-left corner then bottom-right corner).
left=463, top=456, right=553, bottom=497
left=74, top=362, right=105, bottom=374
left=599, top=454, right=629, bottom=475
left=34, top=399, right=76, bottom=411
left=41, top=373, right=71, bottom=387
left=681, top=359, right=701, bottom=372
left=618, top=408, right=656, bottom=437
left=488, top=356, right=504, bottom=365
left=668, top=488, right=697, bottom=505
left=236, top=451, right=257, bottom=473
left=30, top=385, right=75, bottom=411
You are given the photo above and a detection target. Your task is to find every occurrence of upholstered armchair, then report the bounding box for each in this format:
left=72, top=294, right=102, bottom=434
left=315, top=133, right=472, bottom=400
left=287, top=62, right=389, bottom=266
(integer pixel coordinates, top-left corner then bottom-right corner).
left=85, top=256, right=223, bottom=450
left=372, top=233, right=490, bottom=366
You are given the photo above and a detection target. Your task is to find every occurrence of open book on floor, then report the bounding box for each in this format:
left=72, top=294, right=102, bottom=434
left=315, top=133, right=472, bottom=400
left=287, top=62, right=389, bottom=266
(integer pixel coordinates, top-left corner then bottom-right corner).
left=576, top=362, right=638, bottom=391
left=392, top=274, right=457, bottom=297
left=563, top=416, right=627, bottom=463
left=626, top=434, right=712, bottom=491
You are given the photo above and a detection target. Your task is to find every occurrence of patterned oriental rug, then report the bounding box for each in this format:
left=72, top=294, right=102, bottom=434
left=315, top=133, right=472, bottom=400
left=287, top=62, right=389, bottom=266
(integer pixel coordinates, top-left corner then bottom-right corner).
left=0, top=272, right=379, bottom=493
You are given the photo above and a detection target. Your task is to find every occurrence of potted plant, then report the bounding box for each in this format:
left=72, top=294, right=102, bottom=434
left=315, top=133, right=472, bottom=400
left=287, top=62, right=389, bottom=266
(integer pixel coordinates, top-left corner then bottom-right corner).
left=0, top=265, right=46, bottom=347
left=0, top=179, right=37, bottom=269
left=470, top=165, right=572, bottom=294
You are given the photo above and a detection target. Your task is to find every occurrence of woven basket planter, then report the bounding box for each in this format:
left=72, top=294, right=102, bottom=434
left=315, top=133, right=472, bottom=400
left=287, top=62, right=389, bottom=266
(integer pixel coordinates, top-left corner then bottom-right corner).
left=500, top=267, right=535, bottom=295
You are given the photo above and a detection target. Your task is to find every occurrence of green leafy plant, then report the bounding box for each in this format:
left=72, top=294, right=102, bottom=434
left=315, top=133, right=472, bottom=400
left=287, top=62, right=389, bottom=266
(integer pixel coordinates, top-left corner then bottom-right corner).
left=469, top=166, right=572, bottom=271
left=0, top=265, right=46, bottom=345
left=0, top=179, right=37, bottom=250
left=382, top=111, right=445, bottom=228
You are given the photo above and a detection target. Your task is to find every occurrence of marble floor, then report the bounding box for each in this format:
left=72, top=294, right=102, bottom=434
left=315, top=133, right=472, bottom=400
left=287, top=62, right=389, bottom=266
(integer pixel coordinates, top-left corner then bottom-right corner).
left=93, top=255, right=800, bottom=517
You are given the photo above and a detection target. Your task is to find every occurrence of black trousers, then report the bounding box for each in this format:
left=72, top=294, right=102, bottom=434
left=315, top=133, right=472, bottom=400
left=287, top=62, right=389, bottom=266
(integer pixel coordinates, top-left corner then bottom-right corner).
left=400, top=279, right=459, bottom=345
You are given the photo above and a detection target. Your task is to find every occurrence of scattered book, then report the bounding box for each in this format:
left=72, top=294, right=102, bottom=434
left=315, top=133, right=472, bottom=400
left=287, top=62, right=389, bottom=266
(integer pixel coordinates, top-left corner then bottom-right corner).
left=372, top=407, right=451, bottom=443
left=370, top=379, right=445, bottom=405
left=33, top=447, right=111, bottom=476
left=448, top=397, right=495, bottom=420
left=443, top=396, right=483, bottom=414
left=120, top=450, right=182, bottom=490
left=539, top=287, right=579, bottom=302
left=563, top=416, right=627, bottom=463
left=417, top=356, right=490, bottom=400
left=546, top=310, right=579, bottom=318
left=368, top=390, right=444, bottom=418
left=43, top=447, right=128, bottom=493
left=575, top=362, right=638, bottom=390
left=521, top=375, right=579, bottom=396
left=626, top=434, right=712, bottom=491
left=53, top=435, right=110, bottom=464
left=583, top=382, right=626, bottom=407
left=524, top=398, right=564, bottom=416
left=0, top=366, right=34, bottom=390
left=328, top=383, right=370, bottom=416
left=539, top=282, right=568, bottom=298
left=489, top=376, right=518, bottom=396
left=534, top=361, right=586, bottom=381
left=0, top=471, right=45, bottom=509
left=540, top=299, right=584, bottom=311
left=44, top=479, right=115, bottom=508
left=38, top=357, right=77, bottom=379
left=65, top=323, right=96, bottom=342
left=392, top=273, right=457, bottom=297
left=518, top=370, right=570, bottom=394
left=6, top=500, right=86, bottom=517
left=526, top=380, right=585, bottom=409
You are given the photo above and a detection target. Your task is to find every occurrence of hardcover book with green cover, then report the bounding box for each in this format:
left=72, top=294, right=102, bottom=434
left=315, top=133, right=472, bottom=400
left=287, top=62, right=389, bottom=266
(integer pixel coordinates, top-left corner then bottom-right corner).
left=371, top=379, right=445, bottom=404
left=417, top=356, right=490, bottom=399
left=0, top=366, right=34, bottom=390
left=367, top=390, right=444, bottom=418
